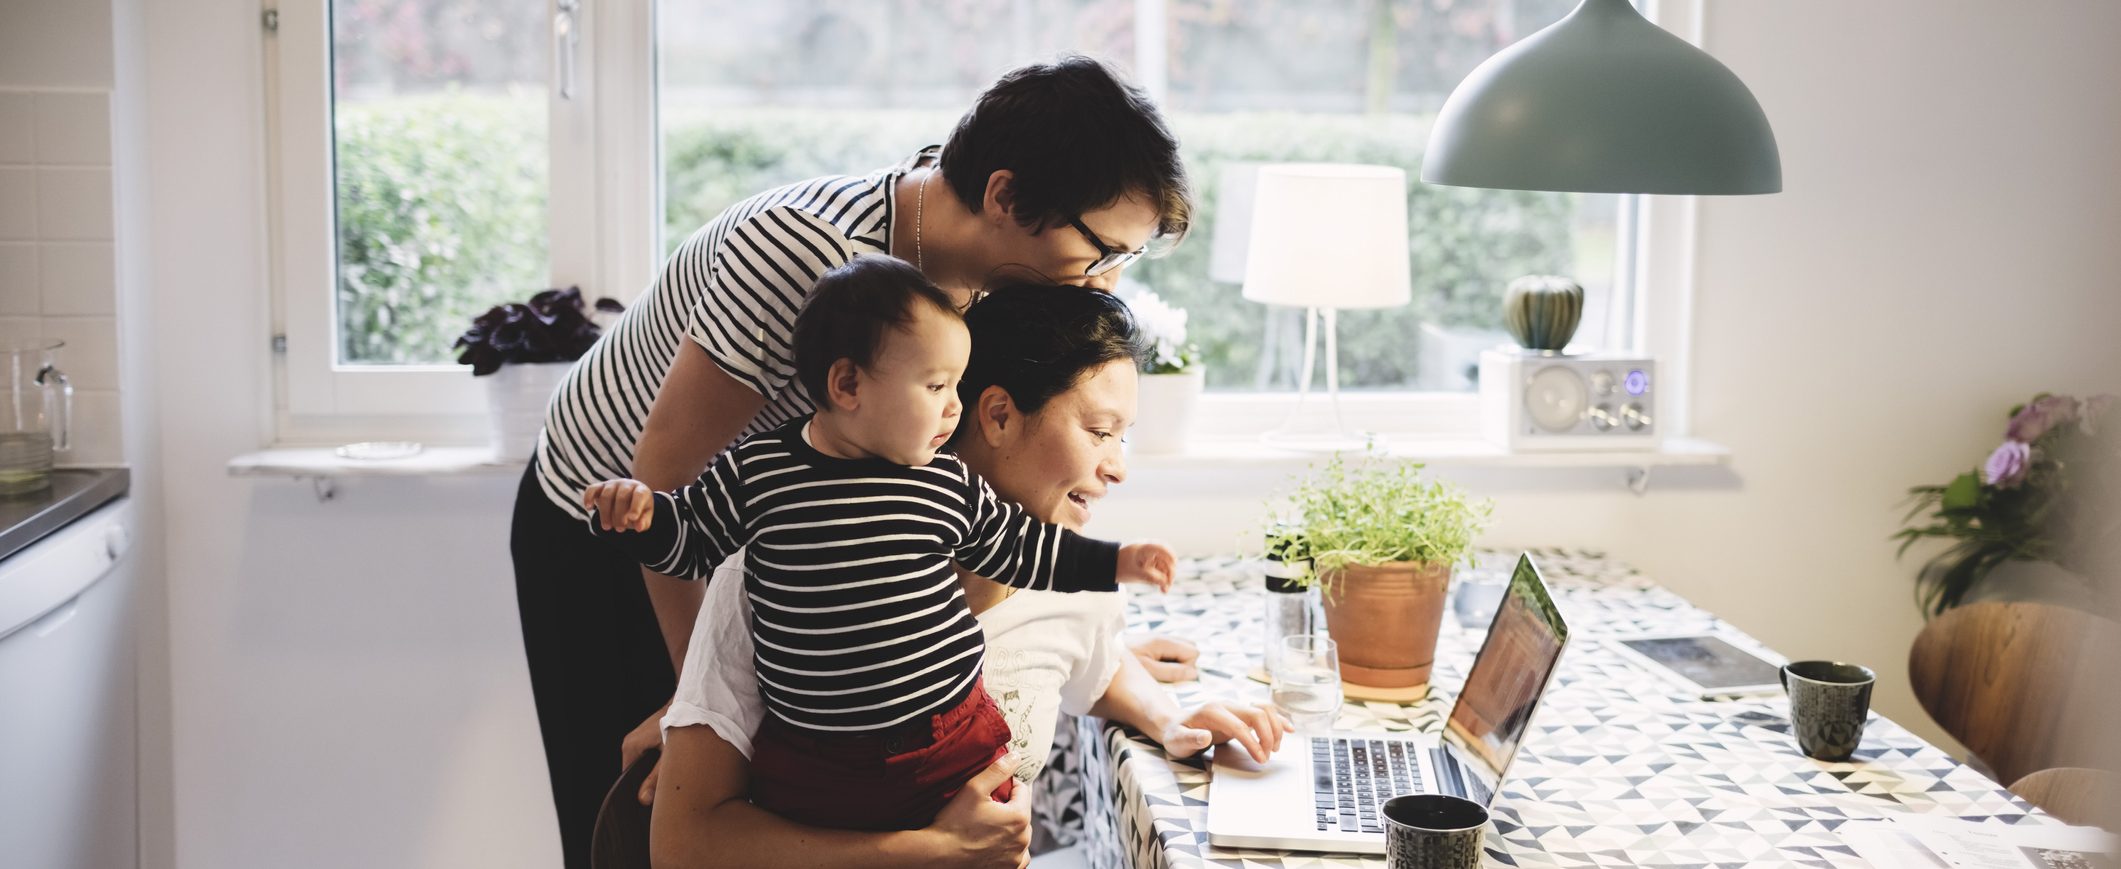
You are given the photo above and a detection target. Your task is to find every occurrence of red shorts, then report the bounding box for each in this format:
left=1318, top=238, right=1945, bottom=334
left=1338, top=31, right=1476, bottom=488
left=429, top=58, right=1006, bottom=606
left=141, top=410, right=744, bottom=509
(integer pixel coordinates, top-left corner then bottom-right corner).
left=749, top=679, right=1015, bottom=831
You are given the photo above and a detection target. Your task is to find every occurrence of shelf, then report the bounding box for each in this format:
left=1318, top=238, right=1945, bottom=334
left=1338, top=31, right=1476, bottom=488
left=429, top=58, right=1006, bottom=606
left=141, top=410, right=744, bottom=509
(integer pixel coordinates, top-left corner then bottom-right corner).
left=227, top=445, right=522, bottom=479
left=1123, top=436, right=1731, bottom=470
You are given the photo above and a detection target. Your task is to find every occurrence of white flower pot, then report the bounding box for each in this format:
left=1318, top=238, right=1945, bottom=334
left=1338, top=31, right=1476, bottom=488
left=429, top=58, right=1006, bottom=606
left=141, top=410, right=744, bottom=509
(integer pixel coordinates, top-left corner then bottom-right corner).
left=483, top=362, right=571, bottom=462
left=1130, top=369, right=1205, bottom=454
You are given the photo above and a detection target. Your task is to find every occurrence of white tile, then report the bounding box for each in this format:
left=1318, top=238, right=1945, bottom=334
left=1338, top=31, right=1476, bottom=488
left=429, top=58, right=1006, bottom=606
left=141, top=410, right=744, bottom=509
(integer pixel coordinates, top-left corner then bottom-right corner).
left=38, top=242, right=112, bottom=315
left=0, top=93, right=34, bottom=163
left=0, top=168, right=34, bottom=240
left=33, top=92, right=109, bottom=165
left=54, top=388, right=122, bottom=466
left=35, top=168, right=109, bottom=239
left=0, top=316, right=40, bottom=345
left=41, top=315, right=117, bottom=390
left=0, top=244, right=38, bottom=314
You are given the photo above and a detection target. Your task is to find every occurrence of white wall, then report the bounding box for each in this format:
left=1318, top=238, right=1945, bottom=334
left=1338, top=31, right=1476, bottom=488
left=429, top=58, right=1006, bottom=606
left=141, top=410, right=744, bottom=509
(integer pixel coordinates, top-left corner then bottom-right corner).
left=0, top=0, right=126, bottom=468
left=132, top=1, right=2121, bottom=868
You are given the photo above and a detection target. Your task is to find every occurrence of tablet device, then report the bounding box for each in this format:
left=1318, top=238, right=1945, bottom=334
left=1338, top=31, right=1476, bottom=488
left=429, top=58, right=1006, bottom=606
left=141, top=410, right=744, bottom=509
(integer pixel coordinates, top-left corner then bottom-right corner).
left=1610, top=633, right=1785, bottom=699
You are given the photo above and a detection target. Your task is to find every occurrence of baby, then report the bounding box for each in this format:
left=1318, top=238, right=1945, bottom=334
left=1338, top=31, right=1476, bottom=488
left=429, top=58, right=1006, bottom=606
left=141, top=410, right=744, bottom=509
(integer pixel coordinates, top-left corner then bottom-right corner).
left=583, top=255, right=1173, bottom=830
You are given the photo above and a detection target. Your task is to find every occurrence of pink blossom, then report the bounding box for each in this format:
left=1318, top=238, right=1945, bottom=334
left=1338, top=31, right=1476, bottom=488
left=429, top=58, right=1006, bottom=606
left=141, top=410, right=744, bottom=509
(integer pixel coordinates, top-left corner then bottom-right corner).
left=1983, top=440, right=2031, bottom=488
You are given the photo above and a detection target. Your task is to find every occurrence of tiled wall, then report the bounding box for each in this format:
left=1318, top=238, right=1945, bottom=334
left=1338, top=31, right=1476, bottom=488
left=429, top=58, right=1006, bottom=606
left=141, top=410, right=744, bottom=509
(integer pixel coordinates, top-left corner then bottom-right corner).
left=0, top=88, right=122, bottom=466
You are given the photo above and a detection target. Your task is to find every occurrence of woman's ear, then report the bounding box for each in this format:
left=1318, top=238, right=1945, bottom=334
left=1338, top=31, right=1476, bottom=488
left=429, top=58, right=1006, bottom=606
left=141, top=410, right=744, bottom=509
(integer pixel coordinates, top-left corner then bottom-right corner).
left=826, top=358, right=863, bottom=412
left=973, top=384, right=1019, bottom=449
left=980, top=169, right=1018, bottom=227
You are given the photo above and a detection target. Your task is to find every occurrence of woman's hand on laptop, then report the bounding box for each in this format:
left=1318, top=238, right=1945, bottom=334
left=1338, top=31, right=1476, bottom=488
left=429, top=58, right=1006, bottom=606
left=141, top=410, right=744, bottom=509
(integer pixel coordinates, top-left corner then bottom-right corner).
left=1156, top=701, right=1294, bottom=764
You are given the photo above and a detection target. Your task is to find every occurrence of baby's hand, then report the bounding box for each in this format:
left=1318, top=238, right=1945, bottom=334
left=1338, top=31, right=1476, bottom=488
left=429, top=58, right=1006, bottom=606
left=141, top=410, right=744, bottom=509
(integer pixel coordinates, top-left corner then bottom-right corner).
left=582, top=479, right=655, bottom=533
left=1117, top=542, right=1176, bottom=593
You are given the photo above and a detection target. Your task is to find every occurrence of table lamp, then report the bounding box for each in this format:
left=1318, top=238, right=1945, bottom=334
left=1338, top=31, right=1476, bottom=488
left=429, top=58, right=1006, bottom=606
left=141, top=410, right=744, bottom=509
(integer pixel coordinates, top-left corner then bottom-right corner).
left=1241, top=163, right=1412, bottom=450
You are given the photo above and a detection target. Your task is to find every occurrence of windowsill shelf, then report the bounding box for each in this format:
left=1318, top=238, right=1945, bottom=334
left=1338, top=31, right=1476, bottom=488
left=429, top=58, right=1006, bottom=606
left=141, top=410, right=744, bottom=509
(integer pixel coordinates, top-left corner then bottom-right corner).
left=227, top=437, right=1729, bottom=479
left=1124, top=435, right=1730, bottom=471
left=227, top=445, right=523, bottom=479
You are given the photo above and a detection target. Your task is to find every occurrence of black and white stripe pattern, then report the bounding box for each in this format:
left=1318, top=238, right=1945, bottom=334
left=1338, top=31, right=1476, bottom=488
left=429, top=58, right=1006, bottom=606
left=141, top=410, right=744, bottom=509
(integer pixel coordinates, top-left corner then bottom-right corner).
left=592, top=420, right=1121, bottom=731
left=533, top=150, right=929, bottom=520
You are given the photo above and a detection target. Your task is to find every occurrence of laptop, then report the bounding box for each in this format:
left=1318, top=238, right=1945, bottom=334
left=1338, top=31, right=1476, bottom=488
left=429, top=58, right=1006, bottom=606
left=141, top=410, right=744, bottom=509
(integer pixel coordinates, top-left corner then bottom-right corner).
left=1206, top=553, right=1570, bottom=854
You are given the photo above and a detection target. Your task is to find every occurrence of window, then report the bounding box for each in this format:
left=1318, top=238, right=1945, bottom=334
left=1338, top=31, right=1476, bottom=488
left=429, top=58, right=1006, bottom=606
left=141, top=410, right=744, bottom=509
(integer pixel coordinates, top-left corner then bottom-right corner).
left=657, top=0, right=1641, bottom=410
left=268, top=0, right=649, bottom=438
left=271, top=0, right=1655, bottom=442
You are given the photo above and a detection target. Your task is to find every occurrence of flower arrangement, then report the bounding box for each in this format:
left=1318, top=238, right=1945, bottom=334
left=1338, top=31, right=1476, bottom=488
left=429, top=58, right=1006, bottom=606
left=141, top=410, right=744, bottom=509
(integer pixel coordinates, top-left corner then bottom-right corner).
left=1116, top=284, right=1200, bottom=375
left=1894, top=392, right=2117, bottom=616
left=1261, top=452, right=1493, bottom=591
left=453, top=286, right=624, bottom=376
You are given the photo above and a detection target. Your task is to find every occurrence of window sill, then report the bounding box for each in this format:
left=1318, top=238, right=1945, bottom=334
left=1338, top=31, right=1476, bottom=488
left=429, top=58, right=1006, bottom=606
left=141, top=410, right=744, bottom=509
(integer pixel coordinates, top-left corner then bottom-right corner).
left=228, top=445, right=521, bottom=479
left=1123, top=435, right=1729, bottom=471
left=226, top=436, right=1731, bottom=497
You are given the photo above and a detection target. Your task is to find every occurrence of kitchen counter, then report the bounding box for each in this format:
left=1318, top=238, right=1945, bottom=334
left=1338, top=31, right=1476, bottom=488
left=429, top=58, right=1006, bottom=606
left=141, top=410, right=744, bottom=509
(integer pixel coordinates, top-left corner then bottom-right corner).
left=0, top=468, right=131, bottom=563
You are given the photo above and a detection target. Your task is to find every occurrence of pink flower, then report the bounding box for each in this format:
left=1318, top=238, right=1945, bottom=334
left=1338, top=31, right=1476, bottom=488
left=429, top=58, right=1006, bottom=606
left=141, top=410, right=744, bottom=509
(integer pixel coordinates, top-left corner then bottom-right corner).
left=2005, top=395, right=2080, bottom=443
left=1983, top=440, right=2031, bottom=488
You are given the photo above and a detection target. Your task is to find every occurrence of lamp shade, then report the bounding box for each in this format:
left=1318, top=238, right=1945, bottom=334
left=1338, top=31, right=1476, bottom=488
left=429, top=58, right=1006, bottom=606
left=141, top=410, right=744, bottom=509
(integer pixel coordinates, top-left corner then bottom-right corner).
left=1207, top=162, right=1261, bottom=284
left=1241, top=164, right=1411, bottom=310
left=1420, top=0, right=1781, bottom=195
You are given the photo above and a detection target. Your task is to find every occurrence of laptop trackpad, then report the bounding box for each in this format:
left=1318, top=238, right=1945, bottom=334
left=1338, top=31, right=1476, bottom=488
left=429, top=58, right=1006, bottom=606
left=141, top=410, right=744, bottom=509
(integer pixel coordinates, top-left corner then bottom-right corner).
left=1211, top=743, right=1271, bottom=775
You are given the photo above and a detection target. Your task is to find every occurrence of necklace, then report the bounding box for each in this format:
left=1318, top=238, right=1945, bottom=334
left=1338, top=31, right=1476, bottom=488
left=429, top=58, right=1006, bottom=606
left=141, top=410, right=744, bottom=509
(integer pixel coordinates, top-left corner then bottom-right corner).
left=915, top=169, right=929, bottom=273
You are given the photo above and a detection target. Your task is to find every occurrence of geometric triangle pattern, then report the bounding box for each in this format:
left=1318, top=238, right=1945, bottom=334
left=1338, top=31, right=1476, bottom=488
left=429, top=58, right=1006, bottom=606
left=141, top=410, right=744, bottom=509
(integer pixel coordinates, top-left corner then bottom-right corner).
left=1048, top=551, right=2057, bottom=869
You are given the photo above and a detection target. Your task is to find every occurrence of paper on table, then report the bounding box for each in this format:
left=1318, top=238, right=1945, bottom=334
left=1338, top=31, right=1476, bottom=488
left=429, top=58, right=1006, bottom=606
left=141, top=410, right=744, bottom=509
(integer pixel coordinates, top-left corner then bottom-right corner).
left=1843, top=820, right=1952, bottom=869
left=1888, top=815, right=2118, bottom=869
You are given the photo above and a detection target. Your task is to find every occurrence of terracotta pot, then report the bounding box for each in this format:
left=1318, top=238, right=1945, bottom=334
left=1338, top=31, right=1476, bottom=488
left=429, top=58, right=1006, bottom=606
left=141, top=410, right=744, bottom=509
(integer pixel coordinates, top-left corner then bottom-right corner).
left=1319, top=561, right=1452, bottom=689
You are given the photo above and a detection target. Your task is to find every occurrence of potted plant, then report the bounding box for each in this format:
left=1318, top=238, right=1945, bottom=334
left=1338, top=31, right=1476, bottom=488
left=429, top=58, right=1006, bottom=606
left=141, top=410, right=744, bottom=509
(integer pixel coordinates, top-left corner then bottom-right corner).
left=1116, top=283, right=1203, bottom=454
left=1263, top=453, right=1493, bottom=689
left=1894, top=392, right=2116, bottom=616
left=454, top=286, right=623, bottom=461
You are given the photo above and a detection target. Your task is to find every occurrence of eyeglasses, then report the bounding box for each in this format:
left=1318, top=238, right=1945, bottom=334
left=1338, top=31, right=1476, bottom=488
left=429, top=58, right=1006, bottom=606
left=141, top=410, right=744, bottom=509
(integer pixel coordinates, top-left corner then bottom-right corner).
left=1068, top=217, right=1149, bottom=277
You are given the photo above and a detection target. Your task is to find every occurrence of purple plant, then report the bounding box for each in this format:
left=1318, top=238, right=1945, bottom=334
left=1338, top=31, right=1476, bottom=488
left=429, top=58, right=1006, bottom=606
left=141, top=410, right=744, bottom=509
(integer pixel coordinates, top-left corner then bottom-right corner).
left=1896, top=392, right=2118, bottom=615
left=453, top=286, right=624, bottom=376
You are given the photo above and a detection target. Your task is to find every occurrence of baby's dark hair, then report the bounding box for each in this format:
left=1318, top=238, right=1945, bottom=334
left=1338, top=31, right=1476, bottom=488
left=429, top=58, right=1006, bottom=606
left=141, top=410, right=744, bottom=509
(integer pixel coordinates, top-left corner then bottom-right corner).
left=953, top=283, right=1149, bottom=440
left=792, top=256, right=960, bottom=406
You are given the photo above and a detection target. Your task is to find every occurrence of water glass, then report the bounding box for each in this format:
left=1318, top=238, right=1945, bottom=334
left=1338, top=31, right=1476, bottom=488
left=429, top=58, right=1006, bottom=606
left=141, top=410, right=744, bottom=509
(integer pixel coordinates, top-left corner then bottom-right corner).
left=1272, top=634, right=1343, bottom=731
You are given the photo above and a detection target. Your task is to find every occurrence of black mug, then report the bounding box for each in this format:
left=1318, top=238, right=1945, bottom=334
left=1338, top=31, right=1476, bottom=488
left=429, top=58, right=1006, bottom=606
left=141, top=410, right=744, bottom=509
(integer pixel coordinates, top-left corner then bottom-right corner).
left=1382, top=794, right=1487, bottom=869
left=1780, top=660, right=1875, bottom=761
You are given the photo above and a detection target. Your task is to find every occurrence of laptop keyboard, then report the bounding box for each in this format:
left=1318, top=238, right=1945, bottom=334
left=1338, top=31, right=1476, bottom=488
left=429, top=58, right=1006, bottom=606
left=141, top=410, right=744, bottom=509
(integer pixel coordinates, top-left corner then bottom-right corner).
left=1311, top=737, right=1422, bottom=833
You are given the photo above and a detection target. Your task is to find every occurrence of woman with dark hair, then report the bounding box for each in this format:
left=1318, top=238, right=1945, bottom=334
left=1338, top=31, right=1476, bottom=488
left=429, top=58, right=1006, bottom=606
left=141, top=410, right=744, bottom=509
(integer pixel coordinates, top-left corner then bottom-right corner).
left=649, top=285, right=1289, bottom=867
left=508, top=57, right=1198, bottom=867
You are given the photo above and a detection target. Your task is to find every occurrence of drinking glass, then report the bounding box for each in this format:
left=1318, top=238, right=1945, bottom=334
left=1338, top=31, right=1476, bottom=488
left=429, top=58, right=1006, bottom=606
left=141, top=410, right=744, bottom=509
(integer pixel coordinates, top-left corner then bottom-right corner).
left=1272, top=634, right=1343, bottom=731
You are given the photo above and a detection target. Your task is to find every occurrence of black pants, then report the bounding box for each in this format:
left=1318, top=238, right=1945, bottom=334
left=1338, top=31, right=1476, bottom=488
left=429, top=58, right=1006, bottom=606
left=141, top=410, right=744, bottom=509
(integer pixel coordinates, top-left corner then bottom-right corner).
left=512, top=460, right=675, bottom=869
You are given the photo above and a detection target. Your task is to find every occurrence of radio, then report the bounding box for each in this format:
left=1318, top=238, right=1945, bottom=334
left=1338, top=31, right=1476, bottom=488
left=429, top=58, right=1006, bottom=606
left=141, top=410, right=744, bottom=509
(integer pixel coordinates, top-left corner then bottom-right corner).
left=1479, top=349, right=1659, bottom=451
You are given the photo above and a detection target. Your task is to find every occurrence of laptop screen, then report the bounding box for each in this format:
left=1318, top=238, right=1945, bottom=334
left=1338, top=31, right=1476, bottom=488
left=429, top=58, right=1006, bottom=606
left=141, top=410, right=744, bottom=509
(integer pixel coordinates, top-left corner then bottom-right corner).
left=1440, top=553, right=1570, bottom=799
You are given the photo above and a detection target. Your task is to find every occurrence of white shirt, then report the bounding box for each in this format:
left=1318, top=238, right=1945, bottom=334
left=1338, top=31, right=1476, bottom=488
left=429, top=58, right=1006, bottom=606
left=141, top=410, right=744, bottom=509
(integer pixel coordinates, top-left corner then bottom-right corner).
left=665, top=553, right=1129, bottom=783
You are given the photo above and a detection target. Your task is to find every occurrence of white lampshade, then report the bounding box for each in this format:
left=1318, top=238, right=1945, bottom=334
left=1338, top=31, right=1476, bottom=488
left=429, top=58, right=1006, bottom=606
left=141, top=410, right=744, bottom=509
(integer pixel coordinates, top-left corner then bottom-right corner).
left=1240, top=164, right=1412, bottom=310
left=1207, top=163, right=1261, bottom=284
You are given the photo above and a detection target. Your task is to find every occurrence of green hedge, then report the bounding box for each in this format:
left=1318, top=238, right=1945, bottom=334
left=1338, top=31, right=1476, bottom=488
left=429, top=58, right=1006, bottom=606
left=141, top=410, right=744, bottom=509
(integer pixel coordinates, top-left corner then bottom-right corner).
left=333, top=100, right=1586, bottom=383
left=334, top=92, right=547, bottom=365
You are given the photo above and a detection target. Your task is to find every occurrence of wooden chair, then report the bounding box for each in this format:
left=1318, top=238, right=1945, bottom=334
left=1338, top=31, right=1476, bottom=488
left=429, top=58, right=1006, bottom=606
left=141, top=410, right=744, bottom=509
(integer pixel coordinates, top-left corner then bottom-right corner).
left=591, top=747, right=659, bottom=869
left=2008, top=767, right=2118, bottom=828
left=1908, top=602, right=2120, bottom=788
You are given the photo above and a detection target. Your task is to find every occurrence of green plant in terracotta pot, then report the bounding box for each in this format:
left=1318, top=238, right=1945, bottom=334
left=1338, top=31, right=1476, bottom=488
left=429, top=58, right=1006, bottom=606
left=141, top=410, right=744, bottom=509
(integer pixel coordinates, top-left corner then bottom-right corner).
left=1263, top=454, right=1492, bottom=690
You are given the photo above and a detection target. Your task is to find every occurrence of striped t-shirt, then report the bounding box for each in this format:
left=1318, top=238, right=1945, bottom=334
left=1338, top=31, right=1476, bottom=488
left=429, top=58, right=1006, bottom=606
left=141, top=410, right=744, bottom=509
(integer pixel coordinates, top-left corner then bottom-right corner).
left=589, top=418, right=1122, bottom=731
left=532, top=149, right=933, bottom=519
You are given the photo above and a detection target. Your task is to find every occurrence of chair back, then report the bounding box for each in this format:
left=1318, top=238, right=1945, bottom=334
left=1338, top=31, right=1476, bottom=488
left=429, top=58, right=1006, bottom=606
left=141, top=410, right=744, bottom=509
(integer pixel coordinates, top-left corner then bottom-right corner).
left=591, top=747, right=659, bottom=869
left=2008, top=767, right=2118, bottom=828
left=1908, top=602, right=2118, bottom=786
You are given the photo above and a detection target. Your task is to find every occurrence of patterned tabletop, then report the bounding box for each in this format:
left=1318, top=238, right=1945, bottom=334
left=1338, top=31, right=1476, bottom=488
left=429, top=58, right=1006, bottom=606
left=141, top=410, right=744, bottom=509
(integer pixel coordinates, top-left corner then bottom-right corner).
left=1051, top=550, right=2055, bottom=869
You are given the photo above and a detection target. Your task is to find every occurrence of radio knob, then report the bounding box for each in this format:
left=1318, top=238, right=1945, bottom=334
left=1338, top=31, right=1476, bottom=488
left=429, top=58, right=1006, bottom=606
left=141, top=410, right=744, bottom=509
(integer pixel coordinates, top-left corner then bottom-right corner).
left=1622, top=403, right=1651, bottom=431
left=1589, top=404, right=1617, bottom=431
left=1591, top=371, right=1616, bottom=396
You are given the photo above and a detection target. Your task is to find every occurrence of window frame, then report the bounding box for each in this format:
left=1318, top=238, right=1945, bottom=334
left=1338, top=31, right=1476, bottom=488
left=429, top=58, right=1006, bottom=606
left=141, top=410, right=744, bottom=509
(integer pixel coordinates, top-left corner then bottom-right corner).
left=264, top=0, right=659, bottom=445
left=263, top=0, right=1692, bottom=447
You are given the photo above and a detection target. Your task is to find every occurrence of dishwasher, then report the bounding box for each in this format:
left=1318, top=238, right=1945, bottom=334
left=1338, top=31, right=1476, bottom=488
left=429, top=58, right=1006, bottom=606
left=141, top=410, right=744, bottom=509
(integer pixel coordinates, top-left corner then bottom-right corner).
left=0, top=470, right=135, bottom=869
